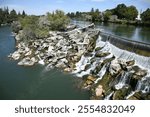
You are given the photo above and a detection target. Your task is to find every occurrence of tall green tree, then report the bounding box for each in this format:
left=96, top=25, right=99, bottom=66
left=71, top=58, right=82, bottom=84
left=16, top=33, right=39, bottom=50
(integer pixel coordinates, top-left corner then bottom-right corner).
left=9, top=9, right=18, bottom=22
left=103, top=10, right=112, bottom=22
left=114, top=4, right=127, bottom=19
left=141, top=8, right=150, bottom=22
left=90, top=8, right=101, bottom=22
left=22, top=10, right=26, bottom=18
left=0, top=8, right=3, bottom=25
left=125, top=6, right=138, bottom=20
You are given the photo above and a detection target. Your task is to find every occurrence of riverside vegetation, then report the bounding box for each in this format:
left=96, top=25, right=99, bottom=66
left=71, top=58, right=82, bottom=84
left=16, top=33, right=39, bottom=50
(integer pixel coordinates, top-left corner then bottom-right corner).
left=67, top=4, right=150, bottom=26
left=8, top=9, right=150, bottom=100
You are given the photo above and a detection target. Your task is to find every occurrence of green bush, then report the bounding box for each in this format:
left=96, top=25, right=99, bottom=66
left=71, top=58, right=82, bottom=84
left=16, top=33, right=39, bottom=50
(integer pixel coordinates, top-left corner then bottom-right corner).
left=34, top=27, right=49, bottom=39
left=12, top=10, right=70, bottom=41
left=11, top=21, right=22, bottom=33
left=47, top=10, right=70, bottom=31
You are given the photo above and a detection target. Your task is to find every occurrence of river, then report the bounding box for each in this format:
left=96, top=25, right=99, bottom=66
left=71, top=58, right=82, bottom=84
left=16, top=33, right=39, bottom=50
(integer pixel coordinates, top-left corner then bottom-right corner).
left=0, top=26, right=89, bottom=100
left=73, top=20, right=150, bottom=44
left=0, top=22, right=150, bottom=100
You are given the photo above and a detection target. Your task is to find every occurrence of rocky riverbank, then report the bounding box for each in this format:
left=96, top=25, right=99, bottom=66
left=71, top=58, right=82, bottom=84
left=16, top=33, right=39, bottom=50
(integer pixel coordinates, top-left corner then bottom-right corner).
left=9, top=23, right=150, bottom=100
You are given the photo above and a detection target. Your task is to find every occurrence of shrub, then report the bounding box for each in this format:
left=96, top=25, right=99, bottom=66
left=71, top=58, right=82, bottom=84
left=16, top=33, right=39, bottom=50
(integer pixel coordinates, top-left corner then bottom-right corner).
left=47, top=10, right=70, bottom=31
left=11, top=21, right=22, bottom=33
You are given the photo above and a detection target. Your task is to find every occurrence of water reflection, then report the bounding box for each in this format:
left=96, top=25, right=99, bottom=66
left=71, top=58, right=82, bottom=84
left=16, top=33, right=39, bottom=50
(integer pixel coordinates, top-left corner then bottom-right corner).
left=73, top=20, right=150, bottom=44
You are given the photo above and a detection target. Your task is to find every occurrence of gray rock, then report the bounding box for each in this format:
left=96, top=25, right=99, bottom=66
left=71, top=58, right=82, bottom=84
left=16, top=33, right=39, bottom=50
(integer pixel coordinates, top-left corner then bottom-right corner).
left=11, top=51, right=21, bottom=60
left=109, top=60, right=122, bottom=76
left=18, top=57, right=35, bottom=66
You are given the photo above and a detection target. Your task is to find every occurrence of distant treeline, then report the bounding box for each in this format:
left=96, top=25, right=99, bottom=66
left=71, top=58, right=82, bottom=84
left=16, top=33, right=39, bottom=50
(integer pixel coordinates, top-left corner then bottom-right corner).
left=0, top=7, right=26, bottom=26
left=67, top=4, right=150, bottom=26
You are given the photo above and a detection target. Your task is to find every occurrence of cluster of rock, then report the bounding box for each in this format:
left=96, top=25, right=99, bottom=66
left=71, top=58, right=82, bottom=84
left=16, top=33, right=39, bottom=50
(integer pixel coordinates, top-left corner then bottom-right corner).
left=9, top=23, right=99, bottom=69
left=73, top=38, right=150, bottom=100
left=9, top=23, right=150, bottom=100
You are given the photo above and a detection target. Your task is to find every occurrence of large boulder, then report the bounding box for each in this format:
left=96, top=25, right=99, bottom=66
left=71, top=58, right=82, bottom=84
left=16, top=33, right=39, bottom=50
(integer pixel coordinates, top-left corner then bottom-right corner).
left=95, top=52, right=110, bottom=58
left=113, top=87, right=131, bottom=100
left=11, top=51, right=21, bottom=60
left=109, top=60, right=122, bottom=76
left=18, top=57, right=35, bottom=66
left=95, top=85, right=105, bottom=97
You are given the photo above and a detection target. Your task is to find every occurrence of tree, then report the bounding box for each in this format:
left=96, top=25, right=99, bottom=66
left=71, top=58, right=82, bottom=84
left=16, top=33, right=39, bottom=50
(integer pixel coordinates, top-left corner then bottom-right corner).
left=22, top=10, right=26, bottom=18
left=91, top=8, right=94, bottom=14
left=114, top=4, right=127, bottom=19
left=141, top=8, right=150, bottom=22
left=103, top=10, right=112, bottom=22
left=0, top=8, right=3, bottom=25
left=47, top=10, right=70, bottom=31
left=125, top=6, right=138, bottom=20
left=9, top=9, right=18, bottom=22
left=90, top=8, right=101, bottom=22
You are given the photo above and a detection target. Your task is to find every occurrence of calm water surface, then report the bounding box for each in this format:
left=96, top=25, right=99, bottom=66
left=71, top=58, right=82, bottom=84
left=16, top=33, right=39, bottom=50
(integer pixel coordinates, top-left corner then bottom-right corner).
left=73, top=20, right=150, bottom=44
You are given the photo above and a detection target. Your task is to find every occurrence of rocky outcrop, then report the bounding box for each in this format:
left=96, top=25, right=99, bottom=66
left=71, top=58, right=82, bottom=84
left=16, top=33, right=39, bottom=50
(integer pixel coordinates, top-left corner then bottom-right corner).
left=9, top=24, right=99, bottom=68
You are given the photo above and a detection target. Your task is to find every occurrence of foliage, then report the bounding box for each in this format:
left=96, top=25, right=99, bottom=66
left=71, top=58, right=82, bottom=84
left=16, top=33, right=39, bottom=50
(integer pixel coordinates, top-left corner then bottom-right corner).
left=11, top=21, right=22, bottom=33
left=0, top=7, right=26, bottom=26
left=114, top=4, right=127, bottom=19
left=141, top=8, right=150, bottom=22
left=103, top=10, right=112, bottom=22
left=124, top=6, right=138, bottom=20
left=47, top=10, right=70, bottom=31
left=90, top=8, right=101, bottom=22
left=19, top=15, right=49, bottom=40
left=113, top=4, right=138, bottom=20
left=15, top=10, right=70, bottom=41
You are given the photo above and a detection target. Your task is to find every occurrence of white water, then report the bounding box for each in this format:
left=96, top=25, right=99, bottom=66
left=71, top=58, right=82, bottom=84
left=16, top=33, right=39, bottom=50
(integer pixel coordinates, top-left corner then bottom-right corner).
left=72, top=55, right=92, bottom=74
left=126, top=91, right=135, bottom=99
left=95, top=35, right=150, bottom=70
left=76, top=61, right=97, bottom=77
left=37, top=55, right=45, bottom=65
left=108, top=42, right=150, bottom=69
left=135, top=75, right=150, bottom=93
left=126, top=74, right=150, bottom=99
left=95, top=64, right=107, bottom=84
left=104, top=91, right=114, bottom=100
left=72, top=34, right=150, bottom=96
left=115, top=72, right=129, bottom=90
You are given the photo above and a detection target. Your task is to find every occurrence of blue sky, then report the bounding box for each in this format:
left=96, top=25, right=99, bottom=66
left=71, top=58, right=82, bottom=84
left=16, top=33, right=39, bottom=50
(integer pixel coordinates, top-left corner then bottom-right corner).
left=0, top=0, right=150, bottom=15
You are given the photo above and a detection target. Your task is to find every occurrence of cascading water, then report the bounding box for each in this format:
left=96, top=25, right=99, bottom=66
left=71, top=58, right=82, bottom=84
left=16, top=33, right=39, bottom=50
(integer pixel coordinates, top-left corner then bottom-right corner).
left=135, top=76, right=150, bottom=93
left=72, top=30, right=150, bottom=99
left=115, top=72, right=130, bottom=90
left=73, top=55, right=91, bottom=74
left=95, top=64, right=107, bottom=84
left=76, top=60, right=97, bottom=77
left=104, top=91, right=114, bottom=100
left=109, top=42, right=150, bottom=69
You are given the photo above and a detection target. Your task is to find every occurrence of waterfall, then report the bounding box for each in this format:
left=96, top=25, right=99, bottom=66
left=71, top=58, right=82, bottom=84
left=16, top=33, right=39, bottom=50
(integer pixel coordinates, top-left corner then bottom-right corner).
left=109, top=43, right=150, bottom=69
left=72, top=55, right=92, bottom=74
left=72, top=32, right=150, bottom=99
left=95, top=36, right=105, bottom=48
left=115, top=72, right=129, bottom=90
left=126, top=91, right=135, bottom=99
left=135, top=76, right=150, bottom=94
left=104, top=91, right=114, bottom=100
left=95, top=64, right=107, bottom=84
left=76, top=61, right=97, bottom=77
